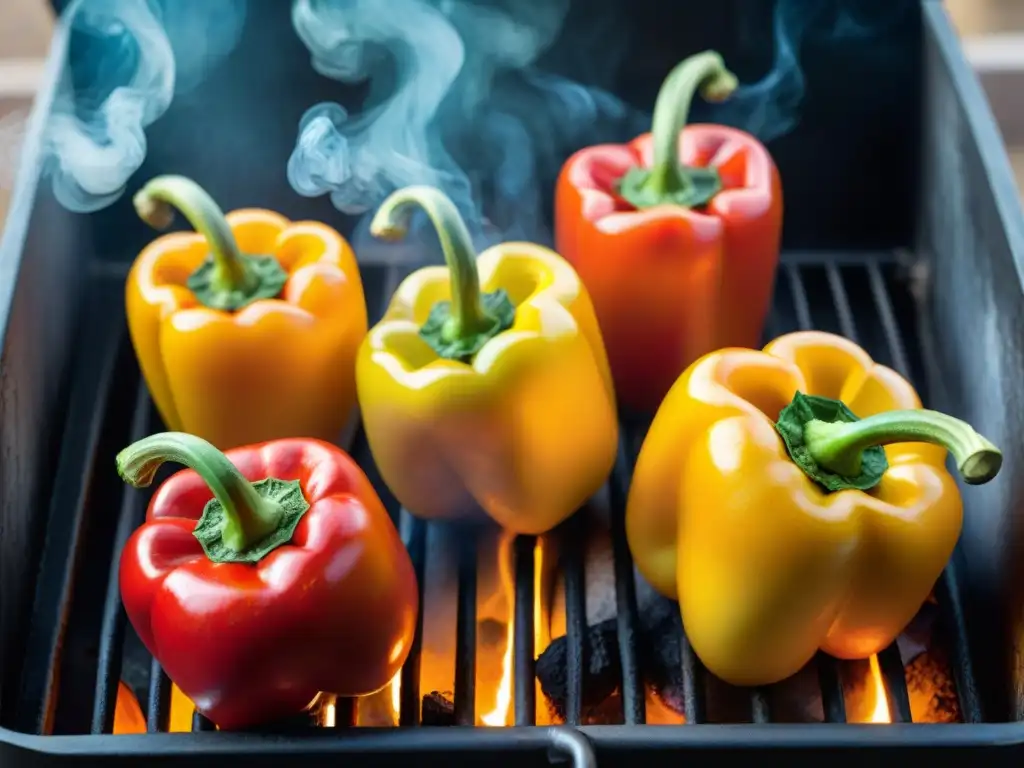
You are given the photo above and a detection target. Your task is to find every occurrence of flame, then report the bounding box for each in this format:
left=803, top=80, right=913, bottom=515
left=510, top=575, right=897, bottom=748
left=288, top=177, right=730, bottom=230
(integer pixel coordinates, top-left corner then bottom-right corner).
left=391, top=670, right=402, bottom=718
left=866, top=654, right=891, bottom=723
left=113, top=682, right=146, bottom=734
left=481, top=531, right=515, bottom=726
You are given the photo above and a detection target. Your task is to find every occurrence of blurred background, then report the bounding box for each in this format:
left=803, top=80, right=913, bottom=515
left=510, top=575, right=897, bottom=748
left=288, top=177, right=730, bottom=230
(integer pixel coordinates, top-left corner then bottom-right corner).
left=0, top=0, right=1020, bottom=228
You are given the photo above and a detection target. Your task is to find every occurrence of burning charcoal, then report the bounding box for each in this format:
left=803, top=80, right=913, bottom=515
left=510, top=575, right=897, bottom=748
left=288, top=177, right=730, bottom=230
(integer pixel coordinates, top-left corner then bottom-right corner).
left=535, top=618, right=622, bottom=720
left=421, top=691, right=455, bottom=726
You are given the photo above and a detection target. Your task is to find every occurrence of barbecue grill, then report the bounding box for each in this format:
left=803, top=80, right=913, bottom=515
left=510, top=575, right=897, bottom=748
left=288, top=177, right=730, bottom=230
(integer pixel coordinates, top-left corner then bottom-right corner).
left=3, top=0, right=1024, bottom=765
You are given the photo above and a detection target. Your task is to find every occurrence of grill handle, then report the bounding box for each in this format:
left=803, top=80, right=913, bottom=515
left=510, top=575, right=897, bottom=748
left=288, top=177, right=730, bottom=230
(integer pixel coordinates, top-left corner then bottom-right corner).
left=546, top=727, right=596, bottom=768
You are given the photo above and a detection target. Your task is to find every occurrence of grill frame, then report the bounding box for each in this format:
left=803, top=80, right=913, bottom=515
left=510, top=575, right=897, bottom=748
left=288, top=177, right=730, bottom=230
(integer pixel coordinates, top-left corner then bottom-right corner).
left=0, top=253, right=1012, bottom=766
left=5, top=0, right=1024, bottom=764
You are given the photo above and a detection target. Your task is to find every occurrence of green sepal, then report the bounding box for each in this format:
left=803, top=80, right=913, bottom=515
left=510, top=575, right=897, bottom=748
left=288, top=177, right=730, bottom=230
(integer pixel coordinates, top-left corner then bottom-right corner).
left=775, top=392, right=889, bottom=493
left=616, top=164, right=721, bottom=210
left=186, top=253, right=288, bottom=312
left=193, top=478, right=309, bottom=564
left=419, top=288, right=516, bottom=362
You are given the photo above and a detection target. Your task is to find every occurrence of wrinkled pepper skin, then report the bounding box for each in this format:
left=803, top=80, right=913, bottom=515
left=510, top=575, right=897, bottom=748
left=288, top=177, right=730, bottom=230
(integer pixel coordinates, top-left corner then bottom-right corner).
left=626, top=331, right=992, bottom=686
left=119, top=437, right=417, bottom=730
left=127, top=178, right=368, bottom=450
left=555, top=53, right=782, bottom=413
left=358, top=243, right=617, bottom=536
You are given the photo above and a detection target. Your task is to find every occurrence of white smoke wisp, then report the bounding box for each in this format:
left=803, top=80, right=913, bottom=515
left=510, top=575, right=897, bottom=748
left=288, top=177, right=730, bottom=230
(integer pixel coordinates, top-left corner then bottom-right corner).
left=287, top=0, right=642, bottom=250
left=44, top=0, right=246, bottom=213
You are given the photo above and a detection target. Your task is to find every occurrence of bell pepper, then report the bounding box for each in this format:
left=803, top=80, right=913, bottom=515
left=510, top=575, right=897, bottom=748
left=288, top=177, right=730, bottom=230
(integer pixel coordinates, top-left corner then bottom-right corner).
left=356, top=185, right=617, bottom=535
left=127, top=175, right=368, bottom=450
left=626, top=331, right=1001, bottom=687
left=555, top=51, right=783, bottom=413
left=116, top=432, right=418, bottom=730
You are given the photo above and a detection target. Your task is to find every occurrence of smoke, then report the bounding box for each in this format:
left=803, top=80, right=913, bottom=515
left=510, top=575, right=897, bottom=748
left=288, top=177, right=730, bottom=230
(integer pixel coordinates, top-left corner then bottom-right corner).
left=707, top=0, right=910, bottom=144
left=287, top=0, right=911, bottom=252
left=287, top=0, right=644, bottom=249
left=43, top=0, right=246, bottom=213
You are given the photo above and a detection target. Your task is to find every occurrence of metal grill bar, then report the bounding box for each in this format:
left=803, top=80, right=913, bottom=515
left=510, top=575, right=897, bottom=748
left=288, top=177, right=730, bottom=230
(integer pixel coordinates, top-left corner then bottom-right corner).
left=398, top=512, right=427, bottom=727
left=145, top=662, right=170, bottom=733
left=562, top=513, right=587, bottom=726
left=90, top=385, right=151, bottom=734
left=816, top=653, right=847, bottom=723
left=609, top=431, right=645, bottom=725
left=454, top=534, right=477, bottom=726
left=513, top=535, right=536, bottom=726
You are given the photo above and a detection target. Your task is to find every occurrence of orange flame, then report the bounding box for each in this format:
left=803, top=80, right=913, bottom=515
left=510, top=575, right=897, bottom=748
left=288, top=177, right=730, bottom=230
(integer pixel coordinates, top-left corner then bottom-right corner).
left=391, top=670, right=402, bottom=719
left=481, top=531, right=515, bottom=726
left=866, top=655, right=891, bottom=723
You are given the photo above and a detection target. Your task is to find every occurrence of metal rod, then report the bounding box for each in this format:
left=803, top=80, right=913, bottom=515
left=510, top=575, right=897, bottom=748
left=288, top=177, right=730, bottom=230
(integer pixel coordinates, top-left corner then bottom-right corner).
left=90, top=384, right=152, bottom=734
left=826, top=262, right=859, bottom=343
left=878, top=643, right=913, bottom=723
left=513, top=535, right=536, bottom=726
left=786, top=263, right=814, bottom=330
left=679, top=632, right=706, bottom=724
left=609, top=427, right=645, bottom=725
left=399, top=511, right=427, bottom=727
left=145, top=662, right=171, bottom=733
left=562, top=513, right=587, bottom=726
left=935, top=564, right=982, bottom=722
left=866, top=260, right=911, bottom=377
left=191, top=712, right=216, bottom=731
left=453, top=529, right=478, bottom=726
left=816, top=653, right=847, bottom=723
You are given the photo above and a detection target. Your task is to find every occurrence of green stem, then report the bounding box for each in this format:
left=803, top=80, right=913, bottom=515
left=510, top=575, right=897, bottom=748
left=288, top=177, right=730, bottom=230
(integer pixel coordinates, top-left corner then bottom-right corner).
left=617, top=51, right=738, bottom=209
left=370, top=185, right=492, bottom=343
left=133, top=175, right=257, bottom=297
left=649, top=51, right=737, bottom=191
left=804, top=410, right=1002, bottom=485
left=117, top=432, right=283, bottom=553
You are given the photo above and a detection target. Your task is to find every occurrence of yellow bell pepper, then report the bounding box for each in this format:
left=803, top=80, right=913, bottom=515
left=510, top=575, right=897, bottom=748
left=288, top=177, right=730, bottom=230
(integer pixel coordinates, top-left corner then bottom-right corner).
left=127, top=176, right=367, bottom=449
left=356, top=185, right=617, bottom=535
left=626, top=330, right=1001, bottom=686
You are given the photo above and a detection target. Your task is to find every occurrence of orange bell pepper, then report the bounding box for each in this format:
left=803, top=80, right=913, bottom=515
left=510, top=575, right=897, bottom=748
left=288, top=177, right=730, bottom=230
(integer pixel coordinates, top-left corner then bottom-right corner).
left=555, top=51, right=783, bottom=412
left=127, top=176, right=367, bottom=449
left=627, top=331, right=1001, bottom=686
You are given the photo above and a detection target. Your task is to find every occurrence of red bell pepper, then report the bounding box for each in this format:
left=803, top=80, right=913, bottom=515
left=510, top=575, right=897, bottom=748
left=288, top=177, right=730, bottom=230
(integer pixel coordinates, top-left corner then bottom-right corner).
left=116, top=432, right=418, bottom=730
left=555, top=50, right=783, bottom=413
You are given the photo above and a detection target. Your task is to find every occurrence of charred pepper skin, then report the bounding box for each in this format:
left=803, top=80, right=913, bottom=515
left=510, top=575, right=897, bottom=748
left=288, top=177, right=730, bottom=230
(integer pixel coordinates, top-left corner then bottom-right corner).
left=127, top=176, right=368, bottom=450
left=357, top=186, right=618, bottom=535
left=117, top=434, right=418, bottom=730
left=555, top=51, right=782, bottom=413
left=626, top=331, right=1001, bottom=687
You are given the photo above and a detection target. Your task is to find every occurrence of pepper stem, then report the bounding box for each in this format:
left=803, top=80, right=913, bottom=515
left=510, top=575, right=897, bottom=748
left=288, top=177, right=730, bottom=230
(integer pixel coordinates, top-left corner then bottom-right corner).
left=804, top=410, right=1002, bottom=485
left=617, top=51, right=739, bottom=210
left=371, top=186, right=515, bottom=361
left=117, top=432, right=283, bottom=554
left=133, top=176, right=288, bottom=312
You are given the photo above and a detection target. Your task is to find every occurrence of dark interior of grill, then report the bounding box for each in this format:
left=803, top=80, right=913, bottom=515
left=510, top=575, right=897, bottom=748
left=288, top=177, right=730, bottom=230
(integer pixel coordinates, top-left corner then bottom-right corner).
left=4, top=0, right=1024, bottom=765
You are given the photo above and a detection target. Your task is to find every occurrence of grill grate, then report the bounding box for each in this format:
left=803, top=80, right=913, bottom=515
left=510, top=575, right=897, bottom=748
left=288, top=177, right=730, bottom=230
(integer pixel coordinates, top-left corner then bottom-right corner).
left=6, top=250, right=984, bottom=763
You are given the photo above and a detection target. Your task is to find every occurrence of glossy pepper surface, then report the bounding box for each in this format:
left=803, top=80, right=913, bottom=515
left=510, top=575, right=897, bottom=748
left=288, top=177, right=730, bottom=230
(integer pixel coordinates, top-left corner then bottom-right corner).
left=556, top=51, right=782, bottom=412
left=626, top=331, right=1001, bottom=686
left=117, top=433, right=417, bottom=730
left=356, top=186, right=617, bottom=535
left=127, top=176, right=367, bottom=450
